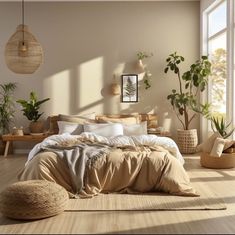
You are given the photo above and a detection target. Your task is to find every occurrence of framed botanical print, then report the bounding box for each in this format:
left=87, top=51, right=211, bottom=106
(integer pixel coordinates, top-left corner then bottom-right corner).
left=121, top=74, right=138, bottom=103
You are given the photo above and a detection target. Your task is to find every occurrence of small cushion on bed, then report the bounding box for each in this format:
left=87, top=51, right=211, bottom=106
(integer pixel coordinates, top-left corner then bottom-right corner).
left=59, top=113, right=96, bottom=124
left=84, top=123, right=123, bottom=137
left=0, top=180, right=69, bottom=220
left=58, top=121, right=83, bottom=135
left=123, top=121, right=147, bottom=136
left=96, top=115, right=140, bottom=125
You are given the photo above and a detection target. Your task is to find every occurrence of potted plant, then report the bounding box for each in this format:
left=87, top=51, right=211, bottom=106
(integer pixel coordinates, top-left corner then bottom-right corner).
left=136, top=51, right=153, bottom=89
left=0, top=82, right=17, bottom=155
left=164, top=52, right=211, bottom=153
left=17, top=92, right=50, bottom=134
left=211, top=116, right=234, bottom=139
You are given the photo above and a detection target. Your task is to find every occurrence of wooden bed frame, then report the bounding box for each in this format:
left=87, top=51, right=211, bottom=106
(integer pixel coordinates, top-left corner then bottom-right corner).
left=48, top=114, right=158, bottom=134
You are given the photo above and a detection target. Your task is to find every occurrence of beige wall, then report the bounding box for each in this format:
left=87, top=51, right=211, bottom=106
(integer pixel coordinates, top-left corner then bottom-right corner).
left=0, top=1, right=200, bottom=149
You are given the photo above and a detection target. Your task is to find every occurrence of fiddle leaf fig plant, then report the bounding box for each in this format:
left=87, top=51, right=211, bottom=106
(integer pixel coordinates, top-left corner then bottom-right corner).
left=164, top=52, right=212, bottom=130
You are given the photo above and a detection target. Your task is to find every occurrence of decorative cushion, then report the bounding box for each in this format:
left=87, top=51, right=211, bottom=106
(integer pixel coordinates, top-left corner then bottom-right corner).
left=123, top=121, right=147, bottom=136
left=210, top=137, right=226, bottom=157
left=196, top=132, right=221, bottom=153
left=57, top=121, right=84, bottom=135
left=84, top=123, right=124, bottom=137
left=58, top=113, right=96, bottom=124
left=0, top=180, right=69, bottom=220
left=96, top=115, right=140, bottom=125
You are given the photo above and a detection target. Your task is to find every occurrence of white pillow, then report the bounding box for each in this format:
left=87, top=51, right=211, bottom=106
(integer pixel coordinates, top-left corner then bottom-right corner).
left=84, top=123, right=123, bottom=137
left=57, top=121, right=83, bottom=135
left=123, top=121, right=147, bottom=136
left=210, top=137, right=226, bottom=157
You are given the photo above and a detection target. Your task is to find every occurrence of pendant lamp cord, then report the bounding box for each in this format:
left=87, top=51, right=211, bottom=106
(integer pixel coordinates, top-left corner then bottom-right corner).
left=22, top=0, right=25, bottom=45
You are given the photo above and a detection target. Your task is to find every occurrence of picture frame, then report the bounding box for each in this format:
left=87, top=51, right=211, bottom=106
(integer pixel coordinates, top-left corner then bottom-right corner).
left=121, top=74, right=138, bottom=103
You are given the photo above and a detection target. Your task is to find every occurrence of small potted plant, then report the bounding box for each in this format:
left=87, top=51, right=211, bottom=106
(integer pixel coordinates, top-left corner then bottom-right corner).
left=136, top=51, right=153, bottom=89
left=164, top=52, right=211, bottom=153
left=17, top=92, right=50, bottom=134
left=211, top=116, right=234, bottom=139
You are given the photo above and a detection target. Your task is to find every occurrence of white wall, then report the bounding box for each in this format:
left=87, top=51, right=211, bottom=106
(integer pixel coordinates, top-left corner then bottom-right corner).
left=0, top=1, right=200, bottom=150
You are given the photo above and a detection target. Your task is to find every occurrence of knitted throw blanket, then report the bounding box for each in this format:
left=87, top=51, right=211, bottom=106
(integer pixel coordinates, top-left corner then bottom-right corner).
left=41, top=142, right=111, bottom=194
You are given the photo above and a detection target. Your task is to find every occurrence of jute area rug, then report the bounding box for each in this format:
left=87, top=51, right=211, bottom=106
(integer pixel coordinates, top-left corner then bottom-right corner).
left=66, top=183, right=226, bottom=211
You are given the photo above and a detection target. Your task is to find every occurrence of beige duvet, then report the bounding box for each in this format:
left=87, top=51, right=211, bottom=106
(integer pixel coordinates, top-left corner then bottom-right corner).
left=18, top=143, right=198, bottom=198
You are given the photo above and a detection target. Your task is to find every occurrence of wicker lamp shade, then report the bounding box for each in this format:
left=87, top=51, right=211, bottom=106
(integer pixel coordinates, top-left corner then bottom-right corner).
left=5, top=24, right=43, bottom=74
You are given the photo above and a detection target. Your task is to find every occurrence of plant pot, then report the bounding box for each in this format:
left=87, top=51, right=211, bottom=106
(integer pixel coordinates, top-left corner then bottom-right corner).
left=29, top=121, right=44, bottom=134
left=177, top=129, right=198, bottom=154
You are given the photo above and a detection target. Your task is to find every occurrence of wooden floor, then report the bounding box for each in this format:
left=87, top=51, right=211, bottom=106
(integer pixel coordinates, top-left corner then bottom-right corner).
left=0, top=154, right=235, bottom=234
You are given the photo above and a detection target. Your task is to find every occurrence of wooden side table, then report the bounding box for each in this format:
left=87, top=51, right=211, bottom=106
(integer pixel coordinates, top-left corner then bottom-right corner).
left=2, top=134, right=50, bottom=157
left=147, top=130, right=172, bottom=138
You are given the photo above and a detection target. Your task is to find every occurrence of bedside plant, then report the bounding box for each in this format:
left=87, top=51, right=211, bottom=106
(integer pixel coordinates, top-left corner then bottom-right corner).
left=17, top=92, right=50, bottom=134
left=164, top=52, right=212, bottom=153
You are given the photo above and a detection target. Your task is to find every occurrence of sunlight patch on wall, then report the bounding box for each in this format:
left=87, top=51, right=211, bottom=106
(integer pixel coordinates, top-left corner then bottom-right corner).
left=79, top=57, right=104, bottom=113
left=43, top=70, right=70, bottom=115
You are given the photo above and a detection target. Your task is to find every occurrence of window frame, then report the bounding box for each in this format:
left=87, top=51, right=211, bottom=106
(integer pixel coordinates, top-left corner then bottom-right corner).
left=201, top=0, right=235, bottom=141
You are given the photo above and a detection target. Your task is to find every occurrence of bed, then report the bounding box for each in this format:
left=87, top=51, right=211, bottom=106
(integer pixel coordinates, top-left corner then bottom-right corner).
left=18, top=114, right=199, bottom=198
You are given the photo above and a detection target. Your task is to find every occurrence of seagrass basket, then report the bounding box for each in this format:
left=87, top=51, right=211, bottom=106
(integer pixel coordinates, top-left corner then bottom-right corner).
left=200, top=152, right=235, bottom=169
left=177, top=129, right=198, bottom=154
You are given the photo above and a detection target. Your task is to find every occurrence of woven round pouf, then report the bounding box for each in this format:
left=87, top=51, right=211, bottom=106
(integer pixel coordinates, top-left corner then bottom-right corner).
left=0, top=180, right=69, bottom=220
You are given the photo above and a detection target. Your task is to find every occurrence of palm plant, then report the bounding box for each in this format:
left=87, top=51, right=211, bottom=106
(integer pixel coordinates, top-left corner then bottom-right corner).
left=0, top=83, right=17, bottom=134
left=211, top=116, right=234, bottom=138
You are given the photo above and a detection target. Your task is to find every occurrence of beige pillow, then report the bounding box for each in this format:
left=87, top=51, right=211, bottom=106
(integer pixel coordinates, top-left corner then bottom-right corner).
left=223, top=139, right=235, bottom=151
left=96, top=115, right=140, bottom=125
left=210, top=137, right=226, bottom=157
left=58, top=113, right=96, bottom=124
left=197, top=132, right=222, bottom=153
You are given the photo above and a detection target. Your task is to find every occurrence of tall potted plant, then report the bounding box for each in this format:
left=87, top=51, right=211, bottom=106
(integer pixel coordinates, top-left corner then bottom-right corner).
left=0, top=83, right=17, bottom=154
left=17, top=92, right=50, bottom=134
left=164, top=52, right=211, bottom=153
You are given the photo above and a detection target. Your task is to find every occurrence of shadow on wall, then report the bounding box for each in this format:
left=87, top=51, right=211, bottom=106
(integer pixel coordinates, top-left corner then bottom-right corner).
left=42, top=55, right=162, bottom=116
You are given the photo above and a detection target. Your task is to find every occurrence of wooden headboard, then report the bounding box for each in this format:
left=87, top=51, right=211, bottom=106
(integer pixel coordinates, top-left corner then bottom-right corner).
left=48, top=114, right=158, bottom=134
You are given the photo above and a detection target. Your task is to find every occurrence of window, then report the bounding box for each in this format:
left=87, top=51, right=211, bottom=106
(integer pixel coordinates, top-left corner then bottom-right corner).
left=207, top=0, right=227, bottom=117
left=202, top=0, right=235, bottom=140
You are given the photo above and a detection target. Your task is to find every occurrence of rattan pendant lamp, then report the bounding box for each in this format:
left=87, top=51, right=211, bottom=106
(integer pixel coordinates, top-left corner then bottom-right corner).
left=5, top=0, right=43, bottom=74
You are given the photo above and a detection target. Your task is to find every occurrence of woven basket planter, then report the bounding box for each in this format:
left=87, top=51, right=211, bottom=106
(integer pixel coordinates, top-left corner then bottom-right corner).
left=5, top=24, right=43, bottom=74
left=29, top=121, right=44, bottom=134
left=200, top=152, right=235, bottom=169
left=177, top=129, right=198, bottom=154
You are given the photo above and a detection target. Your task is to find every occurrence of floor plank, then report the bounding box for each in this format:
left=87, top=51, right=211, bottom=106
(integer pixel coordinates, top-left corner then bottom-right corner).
left=0, top=154, right=235, bottom=234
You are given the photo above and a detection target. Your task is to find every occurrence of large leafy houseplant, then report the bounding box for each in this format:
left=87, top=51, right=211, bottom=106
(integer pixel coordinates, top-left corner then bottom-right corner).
left=164, top=52, right=212, bottom=130
left=0, top=83, right=17, bottom=135
left=17, top=92, right=50, bottom=133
